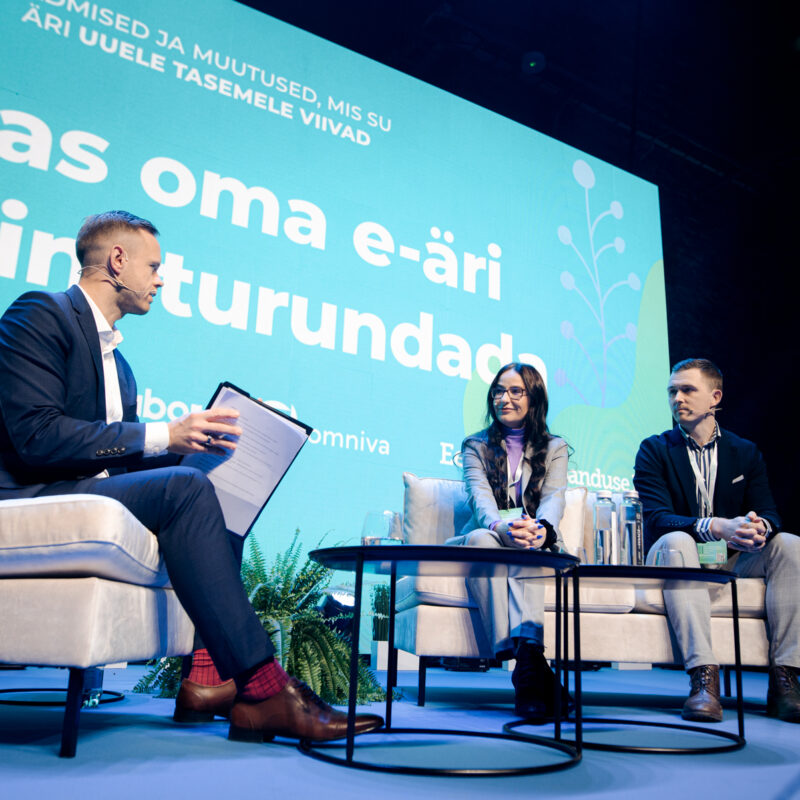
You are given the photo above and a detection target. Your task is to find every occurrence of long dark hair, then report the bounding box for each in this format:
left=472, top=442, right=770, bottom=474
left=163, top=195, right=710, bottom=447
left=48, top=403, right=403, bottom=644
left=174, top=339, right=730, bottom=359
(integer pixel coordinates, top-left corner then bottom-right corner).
left=483, top=362, right=552, bottom=512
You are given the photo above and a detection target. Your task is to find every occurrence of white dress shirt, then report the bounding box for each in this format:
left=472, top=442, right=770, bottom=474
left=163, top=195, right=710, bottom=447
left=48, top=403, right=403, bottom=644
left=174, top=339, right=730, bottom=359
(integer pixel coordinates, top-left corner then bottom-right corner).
left=77, top=286, right=169, bottom=471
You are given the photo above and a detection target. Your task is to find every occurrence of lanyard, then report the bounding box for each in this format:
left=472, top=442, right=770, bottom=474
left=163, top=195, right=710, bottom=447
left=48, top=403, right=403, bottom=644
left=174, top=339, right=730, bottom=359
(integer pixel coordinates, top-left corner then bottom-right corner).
left=686, top=442, right=718, bottom=516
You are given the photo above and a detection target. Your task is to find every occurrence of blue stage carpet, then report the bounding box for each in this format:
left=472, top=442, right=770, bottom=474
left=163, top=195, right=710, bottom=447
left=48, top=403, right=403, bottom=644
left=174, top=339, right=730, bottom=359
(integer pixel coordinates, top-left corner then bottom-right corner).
left=1, top=665, right=798, bottom=799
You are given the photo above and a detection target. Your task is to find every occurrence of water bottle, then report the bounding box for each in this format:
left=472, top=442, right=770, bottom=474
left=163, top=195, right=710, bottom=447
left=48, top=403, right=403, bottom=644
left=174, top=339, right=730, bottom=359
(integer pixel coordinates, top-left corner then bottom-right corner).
left=593, top=490, right=618, bottom=564
left=618, top=490, right=644, bottom=565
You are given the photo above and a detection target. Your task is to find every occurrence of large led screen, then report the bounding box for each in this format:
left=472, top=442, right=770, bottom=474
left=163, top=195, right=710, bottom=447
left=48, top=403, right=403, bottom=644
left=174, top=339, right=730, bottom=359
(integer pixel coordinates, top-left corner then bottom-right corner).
left=1, top=0, right=670, bottom=561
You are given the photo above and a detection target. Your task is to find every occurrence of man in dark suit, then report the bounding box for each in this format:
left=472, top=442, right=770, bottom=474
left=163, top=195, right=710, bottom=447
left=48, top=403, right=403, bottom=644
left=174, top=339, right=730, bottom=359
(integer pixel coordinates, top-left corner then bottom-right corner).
left=634, top=358, right=799, bottom=723
left=0, top=211, right=381, bottom=742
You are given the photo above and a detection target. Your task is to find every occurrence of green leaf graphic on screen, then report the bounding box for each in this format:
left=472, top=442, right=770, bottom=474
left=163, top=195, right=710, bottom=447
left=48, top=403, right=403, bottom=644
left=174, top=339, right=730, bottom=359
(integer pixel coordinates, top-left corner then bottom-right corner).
left=461, top=261, right=670, bottom=481
left=558, top=159, right=639, bottom=407
left=551, top=260, right=670, bottom=478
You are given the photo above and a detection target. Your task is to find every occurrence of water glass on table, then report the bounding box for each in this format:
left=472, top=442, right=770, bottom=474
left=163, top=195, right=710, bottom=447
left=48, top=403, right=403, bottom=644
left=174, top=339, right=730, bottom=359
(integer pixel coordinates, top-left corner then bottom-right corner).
left=654, top=548, right=685, bottom=568
left=361, top=511, right=403, bottom=546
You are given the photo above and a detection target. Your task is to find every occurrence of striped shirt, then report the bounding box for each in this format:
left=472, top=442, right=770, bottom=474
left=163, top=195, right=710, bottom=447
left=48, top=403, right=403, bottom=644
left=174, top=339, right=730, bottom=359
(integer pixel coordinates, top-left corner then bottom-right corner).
left=678, top=422, right=771, bottom=542
left=677, top=423, right=720, bottom=542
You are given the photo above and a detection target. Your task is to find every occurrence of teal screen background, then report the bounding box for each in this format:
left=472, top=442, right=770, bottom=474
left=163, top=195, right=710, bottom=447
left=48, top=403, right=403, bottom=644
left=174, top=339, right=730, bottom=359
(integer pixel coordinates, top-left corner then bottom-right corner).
left=0, top=0, right=671, bottom=564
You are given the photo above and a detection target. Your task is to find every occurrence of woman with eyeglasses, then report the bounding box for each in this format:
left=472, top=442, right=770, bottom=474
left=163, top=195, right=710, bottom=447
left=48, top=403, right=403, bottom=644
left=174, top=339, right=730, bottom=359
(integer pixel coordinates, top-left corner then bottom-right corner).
left=448, top=362, right=571, bottom=720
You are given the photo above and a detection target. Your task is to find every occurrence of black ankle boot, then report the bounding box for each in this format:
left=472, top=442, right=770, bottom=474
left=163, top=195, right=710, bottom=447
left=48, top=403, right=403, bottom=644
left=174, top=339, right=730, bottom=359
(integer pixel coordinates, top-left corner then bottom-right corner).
left=512, top=643, right=573, bottom=722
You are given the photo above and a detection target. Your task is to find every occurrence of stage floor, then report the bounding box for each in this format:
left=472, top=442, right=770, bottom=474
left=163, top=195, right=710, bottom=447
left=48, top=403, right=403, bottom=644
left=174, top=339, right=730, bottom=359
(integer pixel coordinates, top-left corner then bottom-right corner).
left=1, top=664, right=798, bottom=799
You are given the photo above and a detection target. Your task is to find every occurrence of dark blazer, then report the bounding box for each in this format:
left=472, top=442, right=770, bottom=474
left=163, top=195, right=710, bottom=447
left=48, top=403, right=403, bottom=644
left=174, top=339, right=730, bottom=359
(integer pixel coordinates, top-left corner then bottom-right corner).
left=0, top=286, right=153, bottom=493
left=633, top=425, right=781, bottom=552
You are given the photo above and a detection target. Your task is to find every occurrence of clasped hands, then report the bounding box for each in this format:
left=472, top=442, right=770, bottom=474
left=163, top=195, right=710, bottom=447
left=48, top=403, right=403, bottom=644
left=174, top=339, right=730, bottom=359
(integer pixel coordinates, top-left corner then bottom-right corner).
left=167, top=407, right=242, bottom=455
left=710, top=511, right=767, bottom=552
left=503, top=515, right=547, bottom=550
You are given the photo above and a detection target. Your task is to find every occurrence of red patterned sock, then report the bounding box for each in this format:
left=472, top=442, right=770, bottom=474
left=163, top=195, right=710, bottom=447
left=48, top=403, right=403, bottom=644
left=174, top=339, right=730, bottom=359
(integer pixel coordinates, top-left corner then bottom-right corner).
left=238, top=659, right=290, bottom=702
left=187, top=648, right=226, bottom=687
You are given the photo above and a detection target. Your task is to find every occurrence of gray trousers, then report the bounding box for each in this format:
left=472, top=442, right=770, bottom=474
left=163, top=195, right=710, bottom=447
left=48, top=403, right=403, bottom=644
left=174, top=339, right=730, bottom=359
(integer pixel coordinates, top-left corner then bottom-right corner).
left=647, top=531, right=800, bottom=670
left=461, top=528, right=545, bottom=656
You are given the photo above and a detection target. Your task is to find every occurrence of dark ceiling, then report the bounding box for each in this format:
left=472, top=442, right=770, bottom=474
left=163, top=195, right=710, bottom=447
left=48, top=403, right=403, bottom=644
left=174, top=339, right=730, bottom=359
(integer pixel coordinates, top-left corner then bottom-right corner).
left=236, top=0, right=798, bottom=522
left=236, top=1, right=796, bottom=195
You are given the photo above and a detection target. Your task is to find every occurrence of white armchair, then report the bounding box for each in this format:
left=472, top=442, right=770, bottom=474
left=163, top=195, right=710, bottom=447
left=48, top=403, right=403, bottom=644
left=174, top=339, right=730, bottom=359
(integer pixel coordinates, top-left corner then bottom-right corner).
left=0, top=494, right=194, bottom=756
left=394, top=473, right=769, bottom=704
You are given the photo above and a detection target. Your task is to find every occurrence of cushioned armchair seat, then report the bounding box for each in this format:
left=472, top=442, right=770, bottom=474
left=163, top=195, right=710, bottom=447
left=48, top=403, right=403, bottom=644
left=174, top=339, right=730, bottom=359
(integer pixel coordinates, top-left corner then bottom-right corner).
left=0, top=494, right=194, bottom=756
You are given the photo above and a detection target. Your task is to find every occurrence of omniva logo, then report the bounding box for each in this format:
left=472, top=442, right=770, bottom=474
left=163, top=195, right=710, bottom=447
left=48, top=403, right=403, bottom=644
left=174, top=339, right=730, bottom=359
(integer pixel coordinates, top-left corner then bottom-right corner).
left=266, top=401, right=390, bottom=456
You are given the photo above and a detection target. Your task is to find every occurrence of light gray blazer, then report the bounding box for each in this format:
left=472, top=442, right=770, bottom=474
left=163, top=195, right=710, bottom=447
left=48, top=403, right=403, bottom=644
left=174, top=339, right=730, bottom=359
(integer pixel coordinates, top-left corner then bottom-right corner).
left=451, top=430, right=569, bottom=549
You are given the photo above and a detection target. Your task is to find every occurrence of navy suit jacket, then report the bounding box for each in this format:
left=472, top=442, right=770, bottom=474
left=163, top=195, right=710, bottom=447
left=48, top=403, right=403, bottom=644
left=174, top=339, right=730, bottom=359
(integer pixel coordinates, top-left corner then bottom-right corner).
left=633, top=425, right=781, bottom=553
left=0, top=285, right=162, bottom=494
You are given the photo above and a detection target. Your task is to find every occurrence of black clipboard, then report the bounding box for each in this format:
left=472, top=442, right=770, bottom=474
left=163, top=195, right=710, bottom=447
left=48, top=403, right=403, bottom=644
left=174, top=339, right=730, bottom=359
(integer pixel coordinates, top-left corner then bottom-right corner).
left=182, top=381, right=313, bottom=537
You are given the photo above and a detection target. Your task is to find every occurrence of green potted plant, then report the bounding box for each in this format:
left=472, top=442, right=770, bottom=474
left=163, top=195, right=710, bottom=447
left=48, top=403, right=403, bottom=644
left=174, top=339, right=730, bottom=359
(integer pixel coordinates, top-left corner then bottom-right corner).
left=136, top=532, right=384, bottom=703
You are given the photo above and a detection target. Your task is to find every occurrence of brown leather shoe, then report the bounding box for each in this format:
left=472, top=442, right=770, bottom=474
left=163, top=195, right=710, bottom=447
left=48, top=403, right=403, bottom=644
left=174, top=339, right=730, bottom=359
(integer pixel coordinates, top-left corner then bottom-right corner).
left=767, top=666, right=800, bottom=723
left=682, top=665, right=722, bottom=722
left=173, top=678, right=237, bottom=723
left=228, top=677, right=384, bottom=742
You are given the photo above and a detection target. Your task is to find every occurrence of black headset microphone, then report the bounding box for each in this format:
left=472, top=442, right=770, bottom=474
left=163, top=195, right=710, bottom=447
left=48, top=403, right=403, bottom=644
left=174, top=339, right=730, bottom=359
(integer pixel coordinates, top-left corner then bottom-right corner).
left=114, top=254, right=153, bottom=299
left=80, top=262, right=153, bottom=299
left=81, top=256, right=151, bottom=298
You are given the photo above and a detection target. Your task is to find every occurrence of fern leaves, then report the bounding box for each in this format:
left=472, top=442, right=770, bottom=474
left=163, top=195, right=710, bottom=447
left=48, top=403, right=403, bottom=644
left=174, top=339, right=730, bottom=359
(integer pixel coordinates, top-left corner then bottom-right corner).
left=135, top=531, right=384, bottom=705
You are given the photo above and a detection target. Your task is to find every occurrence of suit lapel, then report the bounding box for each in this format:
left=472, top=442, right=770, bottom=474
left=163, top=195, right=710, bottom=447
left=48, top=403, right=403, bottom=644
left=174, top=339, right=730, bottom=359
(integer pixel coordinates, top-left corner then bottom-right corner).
left=114, top=350, right=137, bottom=418
left=66, top=285, right=107, bottom=420
left=713, top=430, right=737, bottom=511
left=666, top=427, right=700, bottom=516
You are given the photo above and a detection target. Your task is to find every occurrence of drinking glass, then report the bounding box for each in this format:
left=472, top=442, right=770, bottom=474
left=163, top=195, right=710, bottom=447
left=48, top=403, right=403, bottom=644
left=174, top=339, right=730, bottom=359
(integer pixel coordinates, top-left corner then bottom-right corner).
left=361, top=511, right=403, bottom=546
left=654, top=548, right=685, bottom=568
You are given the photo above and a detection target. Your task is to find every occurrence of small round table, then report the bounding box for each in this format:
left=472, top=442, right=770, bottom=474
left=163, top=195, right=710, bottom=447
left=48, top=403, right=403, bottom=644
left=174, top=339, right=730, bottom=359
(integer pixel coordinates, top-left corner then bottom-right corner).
left=505, top=564, right=746, bottom=754
left=306, top=544, right=580, bottom=776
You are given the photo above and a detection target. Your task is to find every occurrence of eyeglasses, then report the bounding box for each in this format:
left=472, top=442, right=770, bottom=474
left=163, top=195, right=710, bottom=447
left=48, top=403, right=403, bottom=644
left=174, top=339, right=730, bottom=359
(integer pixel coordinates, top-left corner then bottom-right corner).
left=491, top=386, right=527, bottom=400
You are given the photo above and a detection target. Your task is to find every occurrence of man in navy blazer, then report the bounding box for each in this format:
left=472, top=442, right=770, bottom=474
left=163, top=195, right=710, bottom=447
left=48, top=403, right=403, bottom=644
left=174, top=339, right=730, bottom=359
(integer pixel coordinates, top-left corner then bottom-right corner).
left=0, top=211, right=381, bottom=743
left=634, top=358, right=800, bottom=723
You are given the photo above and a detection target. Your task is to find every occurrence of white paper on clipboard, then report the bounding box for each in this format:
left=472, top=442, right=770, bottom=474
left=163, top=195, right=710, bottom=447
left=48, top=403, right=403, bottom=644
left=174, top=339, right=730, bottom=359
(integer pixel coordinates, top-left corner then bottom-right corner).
left=182, top=383, right=311, bottom=536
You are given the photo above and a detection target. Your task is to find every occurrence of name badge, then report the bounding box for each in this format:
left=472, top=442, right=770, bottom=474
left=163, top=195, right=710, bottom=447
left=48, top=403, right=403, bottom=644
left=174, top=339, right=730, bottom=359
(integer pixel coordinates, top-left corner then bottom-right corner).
left=500, top=507, right=524, bottom=522
left=697, top=540, right=727, bottom=565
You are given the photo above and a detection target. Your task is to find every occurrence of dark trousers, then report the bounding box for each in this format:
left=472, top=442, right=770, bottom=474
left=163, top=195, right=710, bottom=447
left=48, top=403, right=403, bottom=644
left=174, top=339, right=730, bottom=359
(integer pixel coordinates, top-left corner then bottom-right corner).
left=28, top=466, right=274, bottom=679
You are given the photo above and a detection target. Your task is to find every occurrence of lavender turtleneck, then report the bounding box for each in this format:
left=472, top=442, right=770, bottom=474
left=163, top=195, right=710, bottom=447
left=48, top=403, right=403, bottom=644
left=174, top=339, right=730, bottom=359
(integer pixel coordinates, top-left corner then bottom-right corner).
left=502, top=424, right=526, bottom=506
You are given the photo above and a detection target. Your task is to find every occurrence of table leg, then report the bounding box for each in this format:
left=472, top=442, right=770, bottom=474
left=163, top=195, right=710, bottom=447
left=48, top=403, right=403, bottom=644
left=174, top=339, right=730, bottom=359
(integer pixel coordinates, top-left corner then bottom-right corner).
left=572, top=569, right=582, bottom=753
left=345, top=553, right=364, bottom=762
left=554, top=572, right=562, bottom=740
left=385, top=564, right=398, bottom=730
left=562, top=575, right=570, bottom=698
left=731, top=578, right=745, bottom=742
